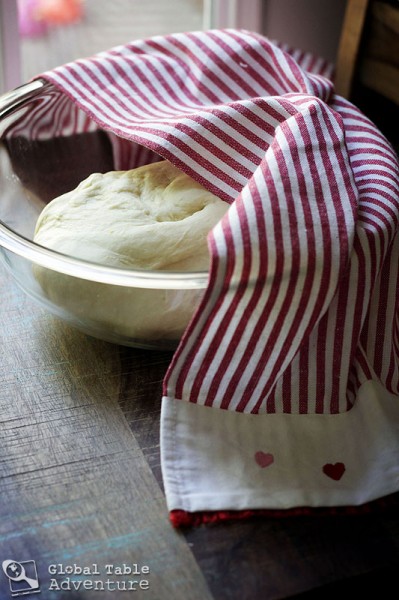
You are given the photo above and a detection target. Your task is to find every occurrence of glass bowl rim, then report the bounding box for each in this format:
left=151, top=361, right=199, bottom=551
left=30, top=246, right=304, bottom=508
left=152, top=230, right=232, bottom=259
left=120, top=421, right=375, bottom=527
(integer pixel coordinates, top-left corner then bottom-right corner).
left=0, top=79, right=210, bottom=290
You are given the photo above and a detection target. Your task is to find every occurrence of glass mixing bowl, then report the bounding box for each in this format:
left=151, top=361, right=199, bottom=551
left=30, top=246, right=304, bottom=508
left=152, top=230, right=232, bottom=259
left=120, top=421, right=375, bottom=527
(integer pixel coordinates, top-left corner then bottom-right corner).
left=0, top=80, right=209, bottom=350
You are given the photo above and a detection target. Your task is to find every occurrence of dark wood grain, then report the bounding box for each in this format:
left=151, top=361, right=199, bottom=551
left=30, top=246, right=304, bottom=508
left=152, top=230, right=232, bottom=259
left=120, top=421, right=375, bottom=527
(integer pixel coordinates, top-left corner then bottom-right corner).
left=184, top=511, right=399, bottom=599
left=0, top=268, right=211, bottom=600
left=117, top=346, right=173, bottom=492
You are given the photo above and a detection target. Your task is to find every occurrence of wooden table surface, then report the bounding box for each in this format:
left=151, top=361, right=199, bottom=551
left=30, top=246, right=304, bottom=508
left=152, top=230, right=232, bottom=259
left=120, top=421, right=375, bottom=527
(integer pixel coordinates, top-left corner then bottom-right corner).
left=1, top=264, right=399, bottom=600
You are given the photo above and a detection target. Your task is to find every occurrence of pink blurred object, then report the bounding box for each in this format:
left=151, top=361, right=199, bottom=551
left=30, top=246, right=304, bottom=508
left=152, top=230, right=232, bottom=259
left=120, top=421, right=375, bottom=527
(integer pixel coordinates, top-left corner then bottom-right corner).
left=17, top=0, right=83, bottom=37
left=18, top=0, right=48, bottom=37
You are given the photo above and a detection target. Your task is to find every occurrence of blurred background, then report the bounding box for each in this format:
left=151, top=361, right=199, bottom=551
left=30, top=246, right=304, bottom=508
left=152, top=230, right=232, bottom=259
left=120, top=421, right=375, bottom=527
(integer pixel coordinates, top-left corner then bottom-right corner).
left=1, top=0, right=398, bottom=150
left=1, top=0, right=348, bottom=88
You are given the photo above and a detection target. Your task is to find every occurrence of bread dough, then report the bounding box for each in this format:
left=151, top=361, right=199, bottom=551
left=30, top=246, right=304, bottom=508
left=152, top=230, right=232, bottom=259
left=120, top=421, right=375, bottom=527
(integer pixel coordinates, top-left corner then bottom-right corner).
left=33, top=160, right=229, bottom=344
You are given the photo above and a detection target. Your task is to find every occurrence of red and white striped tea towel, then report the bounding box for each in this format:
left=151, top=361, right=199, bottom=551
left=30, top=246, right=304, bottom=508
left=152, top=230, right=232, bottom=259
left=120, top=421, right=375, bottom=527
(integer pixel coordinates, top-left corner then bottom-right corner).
left=27, top=29, right=399, bottom=525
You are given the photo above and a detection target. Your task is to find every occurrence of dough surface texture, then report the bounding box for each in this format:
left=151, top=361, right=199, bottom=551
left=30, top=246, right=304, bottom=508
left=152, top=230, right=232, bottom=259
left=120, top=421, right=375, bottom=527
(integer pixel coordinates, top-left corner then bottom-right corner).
left=33, top=160, right=229, bottom=343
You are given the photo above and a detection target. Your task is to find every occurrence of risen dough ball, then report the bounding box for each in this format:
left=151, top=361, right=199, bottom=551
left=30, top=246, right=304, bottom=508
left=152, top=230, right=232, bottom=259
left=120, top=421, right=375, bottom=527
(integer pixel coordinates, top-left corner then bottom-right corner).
left=33, top=160, right=229, bottom=343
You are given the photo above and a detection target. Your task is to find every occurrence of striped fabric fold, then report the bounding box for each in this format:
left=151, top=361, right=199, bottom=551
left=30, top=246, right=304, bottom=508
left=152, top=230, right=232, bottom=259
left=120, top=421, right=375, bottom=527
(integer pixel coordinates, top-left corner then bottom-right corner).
left=164, top=97, right=359, bottom=414
left=18, top=29, right=399, bottom=523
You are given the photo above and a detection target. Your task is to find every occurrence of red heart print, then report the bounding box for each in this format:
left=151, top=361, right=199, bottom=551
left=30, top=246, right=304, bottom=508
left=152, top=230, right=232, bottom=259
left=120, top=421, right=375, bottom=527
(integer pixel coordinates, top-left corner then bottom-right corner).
left=254, top=451, right=274, bottom=468
left=323, top=462, right=346, bottom=481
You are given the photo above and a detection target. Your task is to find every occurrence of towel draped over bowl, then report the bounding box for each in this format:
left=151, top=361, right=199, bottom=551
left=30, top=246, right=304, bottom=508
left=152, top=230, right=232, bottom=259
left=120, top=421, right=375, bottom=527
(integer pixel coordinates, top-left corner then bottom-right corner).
left=13, top=29, right=399, bottom=526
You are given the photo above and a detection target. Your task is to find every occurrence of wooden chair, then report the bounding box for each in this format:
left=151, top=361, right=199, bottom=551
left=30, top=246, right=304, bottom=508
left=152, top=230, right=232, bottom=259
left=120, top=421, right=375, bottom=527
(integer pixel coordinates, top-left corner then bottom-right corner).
left=335, top=0, right=399, bottom=105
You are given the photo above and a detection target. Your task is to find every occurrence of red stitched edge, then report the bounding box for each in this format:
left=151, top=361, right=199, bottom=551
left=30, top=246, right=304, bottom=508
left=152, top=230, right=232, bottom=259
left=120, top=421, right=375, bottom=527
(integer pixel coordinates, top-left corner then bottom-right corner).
left=170, top=493, right=399, bottom=528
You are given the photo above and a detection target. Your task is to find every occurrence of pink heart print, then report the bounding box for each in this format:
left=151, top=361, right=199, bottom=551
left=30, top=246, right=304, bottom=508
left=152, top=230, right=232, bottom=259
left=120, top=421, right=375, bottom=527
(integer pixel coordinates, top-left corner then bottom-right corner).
left=254, top=451, right=275, bottom=468
left=322, top=462, right=346, bottom=481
